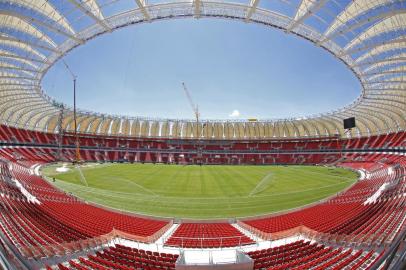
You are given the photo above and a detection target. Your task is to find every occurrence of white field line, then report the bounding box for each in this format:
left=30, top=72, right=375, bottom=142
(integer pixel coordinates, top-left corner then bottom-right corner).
left=71, top=191, right=325, bottom=209
left=76, top=166, right=89, bottom=187
left=113, top=177, right=159, bottom=197
left=53, top=180, right=331, bottom=209
left=58, top=166, right=159, bottom=197
left=54, top=177, right=355, bottom=201
left=249, top=172, right=273, bottom=197
left=54, top=181, right=157, bottom=199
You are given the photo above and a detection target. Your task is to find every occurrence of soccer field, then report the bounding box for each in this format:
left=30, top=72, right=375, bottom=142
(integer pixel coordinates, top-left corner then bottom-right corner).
left=42, top=163, right=358, bottom=219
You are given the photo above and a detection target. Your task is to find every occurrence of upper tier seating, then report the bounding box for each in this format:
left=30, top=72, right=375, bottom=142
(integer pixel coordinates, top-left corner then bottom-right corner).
left=2, top=124, right=403, bottom=165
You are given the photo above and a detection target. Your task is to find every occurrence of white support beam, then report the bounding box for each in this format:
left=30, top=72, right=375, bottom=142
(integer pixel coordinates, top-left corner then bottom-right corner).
left=344, top=13, right=406, bottom=52
left=135, top=0, right=150, bottom=20
left=0, top=52, right=45, bottom=64
left=0, top=75, right=38, bottom=81
left=0, top=10, right=82, bottom=44
left=351, top=57, right=406, bottom=68
left=7, top=0, right=75, bottom=34
left=287, top=0, right=326, bottom=32
left=67, top=0, right=111, bottom=31
left=194, top=0, right=201, bottom=18
left=364, top=87, right=406, bottom=91
left=0, top=62, right=38, bottom=73
left=342, top=38, right=406, bottom=57
left=364, top=79, right=406, bottom=85
left=0, top=39, right=46, bottom=60
left=320, top=9, right=406, bottom=45
left=0, top=96, right=43, bottom=109
left=365, top=68, right=406, bottom=78
left=0, top=50, right=39, bottom=69
left=27, top=108, right=59, bottom=130
left=246, top=0, right=260, bottom=21
left=324, top=0, right=393, bottom=38
left=0, top=13, right=56, bottom=47
left=0, top=34, right=59, bottom=53
left=0, top=83, right=38, bottom=87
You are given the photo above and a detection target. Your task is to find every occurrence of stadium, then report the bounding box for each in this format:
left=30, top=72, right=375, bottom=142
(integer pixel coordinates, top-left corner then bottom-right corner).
left=0, top=0, right=405, bottom=269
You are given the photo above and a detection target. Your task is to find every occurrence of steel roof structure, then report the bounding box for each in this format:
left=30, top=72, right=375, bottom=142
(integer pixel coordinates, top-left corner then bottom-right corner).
left=0, top=0, right=405, bottom=139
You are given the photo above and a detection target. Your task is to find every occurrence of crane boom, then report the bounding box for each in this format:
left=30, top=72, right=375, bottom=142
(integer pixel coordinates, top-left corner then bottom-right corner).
left=182, top=82, right=199, bottom=118
left=181, top=82, right=202, bottom=164
left=62, top=59, right=80, bottom=163
left=181, top=82, right=200, bottom=138
left=62, top=59, right=77, bottom=80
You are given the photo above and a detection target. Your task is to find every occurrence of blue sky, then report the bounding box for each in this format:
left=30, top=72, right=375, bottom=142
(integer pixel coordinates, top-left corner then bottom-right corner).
left=42, top=18, right=360, bottom=120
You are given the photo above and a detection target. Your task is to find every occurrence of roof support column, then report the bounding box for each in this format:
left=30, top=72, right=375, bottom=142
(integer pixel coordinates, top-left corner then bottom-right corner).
left=287, top=0, right=326, bottom=32
left=135, top=0, right=150, bottom=21
left=67, top=0, right=111, bottom=31
left=246, top=0, right=260, bottom=21
left=194, top=0, right=201, bottom=18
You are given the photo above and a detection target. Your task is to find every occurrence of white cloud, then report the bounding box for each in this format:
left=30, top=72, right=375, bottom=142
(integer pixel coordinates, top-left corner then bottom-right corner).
left=229, top=109, right=240, bottom=118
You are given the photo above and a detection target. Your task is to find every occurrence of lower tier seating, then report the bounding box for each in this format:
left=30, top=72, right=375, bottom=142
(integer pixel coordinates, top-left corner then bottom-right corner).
left=48, top=244, right=178, bottom=270
left=165, top=223, right=254, bottom=248
left=47, top=240, right=383, bottom=270
left=241, top=156, right=406, bottom=245
left=0, top=136, right=404, bottom=269
left=0, top=160, right=170, bottom=258
left=247, top=240, right=383, bottom=270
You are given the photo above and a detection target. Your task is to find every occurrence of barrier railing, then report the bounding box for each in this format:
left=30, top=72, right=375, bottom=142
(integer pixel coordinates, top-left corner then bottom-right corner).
left=18, top=226, right=172, bottom=260
left=162, top=235, right=256, bottom=249
left=237, top=222, right=394, bottom=250
left=0, top=229, right=34, bottom=270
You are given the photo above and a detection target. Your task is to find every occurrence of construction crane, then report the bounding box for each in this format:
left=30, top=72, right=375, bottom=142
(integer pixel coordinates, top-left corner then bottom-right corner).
left=181, top=82, right=203, bottom=164
left=182, top=82, right=200, bottom=138
left=62, top=60, right=81, bottom=164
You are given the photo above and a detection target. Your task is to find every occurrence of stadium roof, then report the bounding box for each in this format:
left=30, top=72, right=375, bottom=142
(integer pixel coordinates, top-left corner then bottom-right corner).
left=0, top=0, right=405, bottom=139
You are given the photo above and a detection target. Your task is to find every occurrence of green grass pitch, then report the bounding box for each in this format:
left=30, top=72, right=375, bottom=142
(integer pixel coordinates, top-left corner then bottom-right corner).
left=42, top=163, right=358, bottom=219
